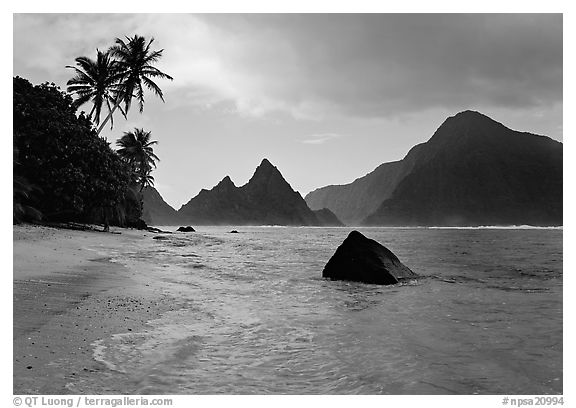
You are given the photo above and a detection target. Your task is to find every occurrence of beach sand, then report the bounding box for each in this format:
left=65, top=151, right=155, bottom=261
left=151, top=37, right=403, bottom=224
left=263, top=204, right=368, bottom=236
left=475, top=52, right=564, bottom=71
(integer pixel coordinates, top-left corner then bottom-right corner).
left=13, top=224, right=175, bottom=394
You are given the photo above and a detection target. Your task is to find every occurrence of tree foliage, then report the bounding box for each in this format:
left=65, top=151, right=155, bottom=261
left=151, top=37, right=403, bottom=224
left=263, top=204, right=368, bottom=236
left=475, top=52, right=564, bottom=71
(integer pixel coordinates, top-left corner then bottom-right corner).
left=66, top=34, right=173, bottom=136
left=116, top=128, right=159, bottom=192
left=13, top=145, right=42, bottom=223
left=66, top=50, right=125, bottom=128
left=110, top=35, right=173, bottom=115
left=13, top=76, right=139, bottom=225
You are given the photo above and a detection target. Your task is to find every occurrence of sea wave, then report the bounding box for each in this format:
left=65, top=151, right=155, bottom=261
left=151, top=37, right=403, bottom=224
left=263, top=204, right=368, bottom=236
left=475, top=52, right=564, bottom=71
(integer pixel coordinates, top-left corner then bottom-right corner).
left=427, top=225, right=562, bottom=230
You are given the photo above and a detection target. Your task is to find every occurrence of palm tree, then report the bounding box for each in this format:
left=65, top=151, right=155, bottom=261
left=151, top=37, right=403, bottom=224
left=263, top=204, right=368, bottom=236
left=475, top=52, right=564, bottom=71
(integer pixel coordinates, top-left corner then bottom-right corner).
left=66, top=50, right=124, bottom=129
left=116, top=128, right=160, bottom=192
left=96, top=35, right=173, bottom=135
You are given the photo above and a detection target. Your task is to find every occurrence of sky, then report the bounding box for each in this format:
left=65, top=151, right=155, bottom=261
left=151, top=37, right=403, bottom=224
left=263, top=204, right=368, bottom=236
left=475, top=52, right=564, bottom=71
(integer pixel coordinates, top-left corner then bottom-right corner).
left=13, top=13, right=563, bottom=210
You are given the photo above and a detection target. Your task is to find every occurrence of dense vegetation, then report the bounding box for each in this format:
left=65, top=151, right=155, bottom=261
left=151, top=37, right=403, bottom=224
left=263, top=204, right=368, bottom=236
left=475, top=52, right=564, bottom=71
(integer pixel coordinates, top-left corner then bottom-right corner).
left=14, top=34, right=172, bottom=228
left=13, top=76, right=138, bottom=225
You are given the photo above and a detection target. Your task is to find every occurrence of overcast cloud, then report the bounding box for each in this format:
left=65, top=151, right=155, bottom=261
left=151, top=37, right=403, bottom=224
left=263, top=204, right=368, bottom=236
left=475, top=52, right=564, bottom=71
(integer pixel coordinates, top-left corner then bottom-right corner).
left=14, top=13, right=562, bottom=120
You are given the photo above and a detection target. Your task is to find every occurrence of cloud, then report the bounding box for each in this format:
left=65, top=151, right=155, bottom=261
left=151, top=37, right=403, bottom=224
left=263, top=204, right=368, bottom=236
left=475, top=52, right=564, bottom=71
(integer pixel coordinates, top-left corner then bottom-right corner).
left=14, top=14, right=141, bottom=80
left=301, top=133, right=342, bottom=145
left=188, top=14, right=562, bottom=119
left=14, top=14, right=562, bottom=121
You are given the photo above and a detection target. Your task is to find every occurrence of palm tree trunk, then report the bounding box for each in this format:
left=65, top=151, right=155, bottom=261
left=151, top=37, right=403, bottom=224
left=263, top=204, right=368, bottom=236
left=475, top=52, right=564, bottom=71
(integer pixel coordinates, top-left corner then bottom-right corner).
left=96, top=99, right=121, bottom=136
left=88, top=104, right=96, bottom=120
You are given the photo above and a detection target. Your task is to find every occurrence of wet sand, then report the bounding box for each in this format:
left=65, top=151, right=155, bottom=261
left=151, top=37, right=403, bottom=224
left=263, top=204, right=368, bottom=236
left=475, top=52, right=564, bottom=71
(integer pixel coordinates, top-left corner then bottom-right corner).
left=13, top=224, right=175, bottom=394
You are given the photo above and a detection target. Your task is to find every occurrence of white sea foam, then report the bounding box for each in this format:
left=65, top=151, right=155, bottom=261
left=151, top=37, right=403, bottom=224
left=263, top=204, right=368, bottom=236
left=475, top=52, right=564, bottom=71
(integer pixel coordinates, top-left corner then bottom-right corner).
left=427, top=225, right=562, bottom=230
left=91, top=338, right=124, bottom=373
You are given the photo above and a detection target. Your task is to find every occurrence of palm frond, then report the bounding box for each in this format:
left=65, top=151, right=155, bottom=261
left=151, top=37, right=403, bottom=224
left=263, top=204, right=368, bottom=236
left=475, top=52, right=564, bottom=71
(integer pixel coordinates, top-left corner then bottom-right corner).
left=66, top=49, right=121, bottom=128
left=106, top=34, right=172, bottom=116
left=142, top=76, right=165, bottom=101
left=115, top=127, right=160, bottom=190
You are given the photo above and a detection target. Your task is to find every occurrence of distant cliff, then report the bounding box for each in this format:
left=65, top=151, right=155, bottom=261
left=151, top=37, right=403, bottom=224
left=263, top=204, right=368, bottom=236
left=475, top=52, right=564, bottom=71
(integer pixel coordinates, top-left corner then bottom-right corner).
left=313, top=208, right=345, bottom=227
left=305, top=160, right=411, bottom=225
left=141, top=186, right=181, bottom=226
left=178, top=159, right=344, bottom=226
left=306, top=110, right=562, bottom=226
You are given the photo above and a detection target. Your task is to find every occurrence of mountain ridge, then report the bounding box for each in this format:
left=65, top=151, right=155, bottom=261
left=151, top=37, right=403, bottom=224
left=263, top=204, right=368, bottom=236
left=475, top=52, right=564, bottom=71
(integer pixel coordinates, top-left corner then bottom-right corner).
left=306, top=110, right=562, bottom=226
left=177, top=159, right=343, bottom=226
left=141, top=186, right=182, bottom=226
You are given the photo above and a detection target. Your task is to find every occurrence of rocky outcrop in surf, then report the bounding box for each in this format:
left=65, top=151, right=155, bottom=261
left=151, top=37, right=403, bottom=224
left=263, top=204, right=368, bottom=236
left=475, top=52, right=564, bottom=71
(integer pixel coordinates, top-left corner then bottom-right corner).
left=177, top=226, right=196, bottom=232
left=323, top=231, right=417, bottom=285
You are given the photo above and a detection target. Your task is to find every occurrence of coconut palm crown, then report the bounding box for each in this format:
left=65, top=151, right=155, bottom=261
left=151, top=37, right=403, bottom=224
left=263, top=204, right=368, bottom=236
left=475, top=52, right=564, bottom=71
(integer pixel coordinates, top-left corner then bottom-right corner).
left=67, top=35, right=173, bottom=136
left=110, top=35, right=174, bottom=115
left=116, top=128, right=160, bottom=191
left=66, top=49, right=124, bottom=128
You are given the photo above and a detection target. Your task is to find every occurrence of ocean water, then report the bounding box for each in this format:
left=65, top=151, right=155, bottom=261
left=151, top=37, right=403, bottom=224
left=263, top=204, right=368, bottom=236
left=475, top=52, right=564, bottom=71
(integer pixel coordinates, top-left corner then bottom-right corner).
left=89, top=227, right=562, bottom=395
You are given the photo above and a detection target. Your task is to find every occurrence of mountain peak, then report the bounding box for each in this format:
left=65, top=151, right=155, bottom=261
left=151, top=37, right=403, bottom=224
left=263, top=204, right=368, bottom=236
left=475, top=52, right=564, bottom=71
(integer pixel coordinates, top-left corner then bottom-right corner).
left=177, top=159, right=325, bottom=226
left=251, top=158, right=282, bottom=179
left=428, top=110, right=507, bottom=147
left=218, top=175, right=235, bottom=186
left=259, top=158, right=274, bottom=168
left=244, top=158, right=301, bottom=200
left=453, top=110, right=487, bottom=119
left=445, top=110, right=502, bottom=128
left=212, top=175, right=236, bottom=193
left=306, top=110, right=562, bottom=227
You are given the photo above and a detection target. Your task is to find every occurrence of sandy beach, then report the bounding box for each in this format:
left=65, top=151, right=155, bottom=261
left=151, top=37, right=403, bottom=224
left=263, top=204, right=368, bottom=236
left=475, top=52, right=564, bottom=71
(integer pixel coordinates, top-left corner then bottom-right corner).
left=13, top=224, right=175, bottom=394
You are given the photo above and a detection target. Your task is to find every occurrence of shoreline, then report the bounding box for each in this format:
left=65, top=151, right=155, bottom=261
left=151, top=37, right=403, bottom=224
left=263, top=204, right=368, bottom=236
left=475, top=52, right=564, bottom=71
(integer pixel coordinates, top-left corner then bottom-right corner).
left=13, top=224, right=176, bottom=394
left=13, top=224, right=563, bottom=395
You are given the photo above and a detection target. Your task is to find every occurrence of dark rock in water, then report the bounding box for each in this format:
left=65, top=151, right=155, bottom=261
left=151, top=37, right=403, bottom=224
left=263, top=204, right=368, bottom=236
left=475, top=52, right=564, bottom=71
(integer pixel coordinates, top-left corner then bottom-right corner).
left=153, top=236, right=169, bottom=240
left=323, top=230, right=417, bottom=285
left=146, top=227, right=171, bottom=233
left=230, top=230, right=239, bottom=233
left=177, top=226, right=196, bottom=232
